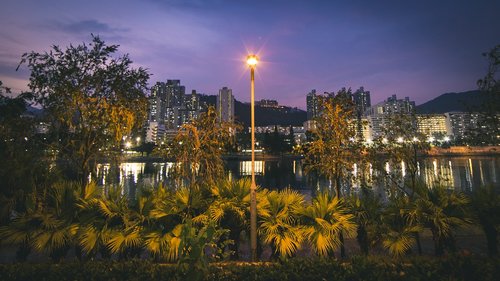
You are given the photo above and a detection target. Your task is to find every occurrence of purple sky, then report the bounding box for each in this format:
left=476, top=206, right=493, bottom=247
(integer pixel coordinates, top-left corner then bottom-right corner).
left=1, top=0, right=499, bottom=109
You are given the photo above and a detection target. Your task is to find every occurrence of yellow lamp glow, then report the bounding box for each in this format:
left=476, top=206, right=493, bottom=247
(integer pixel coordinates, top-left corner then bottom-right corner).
left=246, top=55, right=259, bottom=67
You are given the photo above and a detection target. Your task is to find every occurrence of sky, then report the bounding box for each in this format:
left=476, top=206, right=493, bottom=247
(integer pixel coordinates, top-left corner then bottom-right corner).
left=0, top=0, right=499, bottom=109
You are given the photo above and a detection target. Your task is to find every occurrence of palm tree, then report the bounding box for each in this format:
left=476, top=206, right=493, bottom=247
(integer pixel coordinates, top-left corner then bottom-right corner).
left=257, top=189, right=305, bottom=260
left=76, top=183, right=148, bottom=260
left=470, top=185, right=500, bottom=256
left=414, top=186, right=471, bottom=256
left=381, top=195, right=422, bottom=258
left=207, top=178, right=250, bottom=259
left=0, top=181, right=82, bottom=262
left=300, top=191, right=356, bottom=258
left=74, top=181, right=114, bottom=259
left=145, top=184, right=209, bottom=262
left=348, top=189, right=383, bottom=256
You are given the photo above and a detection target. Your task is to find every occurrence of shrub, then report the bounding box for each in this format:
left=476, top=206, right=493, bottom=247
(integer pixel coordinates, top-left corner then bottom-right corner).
left=0, top=256, right=499, bottom=281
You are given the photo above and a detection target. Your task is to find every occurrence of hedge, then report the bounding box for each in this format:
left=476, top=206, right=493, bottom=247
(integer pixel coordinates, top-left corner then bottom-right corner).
left=1, top=256, right=499, bottom=281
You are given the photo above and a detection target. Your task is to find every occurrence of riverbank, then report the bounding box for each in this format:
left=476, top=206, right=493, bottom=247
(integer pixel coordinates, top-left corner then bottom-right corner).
left=117, top=146, right=499, bottom=163
left=113, top=153, right=304, bottom=163
left=426, top=146, right=499, bottom=156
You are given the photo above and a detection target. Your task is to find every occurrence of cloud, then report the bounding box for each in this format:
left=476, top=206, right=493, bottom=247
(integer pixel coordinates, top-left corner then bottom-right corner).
left=48, top=19, right=129, bottom=35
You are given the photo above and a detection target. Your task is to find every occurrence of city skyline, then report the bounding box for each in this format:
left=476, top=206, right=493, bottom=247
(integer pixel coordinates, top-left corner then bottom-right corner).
left=1, top=0, right=499, bottom=109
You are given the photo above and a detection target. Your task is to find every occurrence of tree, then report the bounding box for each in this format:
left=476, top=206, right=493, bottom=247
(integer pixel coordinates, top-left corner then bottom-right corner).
left=469, top=185, right=500, bottom=257
left=0, top=181, right=84, bottom=262
left=304, top=89, right=357, bottom=198
left=261, top=125, right=288, bottom=154
left=257, top=189, right=304, bottom=260
left=470, top=44, right=500, bottom=145
left=378, top=113, right=430, bottom=196
left=300, top=192, right=356, bottom=258
left=304, top=88, right=358, bottom=258
left=207, top=178, right=250, bottom=260
left=348, top=190, right=384, bottom=256
left=413, top=186, right=471, bottom=256
left=166, top=106, right=236, bottom=189
left=381, top=195, right=421, bottom=258
left=0, top=84, right=54, bottom=224
left=18, top=36, right=149, bottom=181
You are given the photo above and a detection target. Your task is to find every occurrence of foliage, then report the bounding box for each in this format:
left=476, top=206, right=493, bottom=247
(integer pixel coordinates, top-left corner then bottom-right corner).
left=1, top=256, right=500, bottom=281
left=0, top=180, right=490, bottom=263
left=260, top=125, right=293, bottom=154
left=176, top=219, right=220, bottom=281
left=208, top=178, right=251, bottom=259
left=469, top=44, right=500, bottom=145
left=304, top=88, right=357, bottom=197
left=166, top=106, right=237, bottom=188
left=348, top=189, right=384, bottom=255
left=257, top=189, right=305, bottom=260
left=0, top=86, right=55, bottom=223
left=18, top=36, right=149, bottom=181
left=0, top=181, right=82, bottom=261
left=381, top=195, right=421, bottom=258
left=376, top=113, right=430, bottom=195
left=299, top=191, right=356, bottom=257
left=469, top=184, right=500, bottom=256
left=413, top=185, right=472, bottom=256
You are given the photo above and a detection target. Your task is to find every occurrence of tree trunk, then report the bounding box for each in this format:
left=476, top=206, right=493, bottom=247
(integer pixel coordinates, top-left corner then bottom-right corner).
left=228, top=227, right=241, bottom=260
left=484, top=225, right=499, bottom=256
left=339, top=231, right=346, bottom=258
left=415, top=232, right=422, bottom=255
left=431, top=228, right=444, bottom=256
left=16, top=241, right=31, bottom=262
left=357, top=225, right=369, bottom=255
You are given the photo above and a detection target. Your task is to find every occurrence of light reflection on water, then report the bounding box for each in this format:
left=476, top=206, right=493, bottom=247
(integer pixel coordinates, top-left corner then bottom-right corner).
left=96, top=156, right=499, bottom=195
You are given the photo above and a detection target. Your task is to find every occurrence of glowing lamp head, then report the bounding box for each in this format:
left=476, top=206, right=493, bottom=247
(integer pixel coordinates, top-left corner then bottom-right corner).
left=246, top=54, right=259, bottom=67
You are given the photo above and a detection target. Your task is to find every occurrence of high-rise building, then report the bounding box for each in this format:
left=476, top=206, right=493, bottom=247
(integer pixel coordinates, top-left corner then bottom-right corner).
left=217, top=87, right=234, bottom=123
left=365, top=94, right=416, bottom=139
left=367, top=94, right=415, bottom=116
left=306, top=89, right=320, bottom=120
left=181, top=90, right=201, bottom=125
left=149, top=82, right=167, bottom=122
left=445, top=112, right=481, bottom=141
left=352, top=87, right=371, bottom=117
left=164, top=80, right=186, bottom=129
left=146, top=80, right=202, bottom=143
left=416, top=114, right=450, bottom=138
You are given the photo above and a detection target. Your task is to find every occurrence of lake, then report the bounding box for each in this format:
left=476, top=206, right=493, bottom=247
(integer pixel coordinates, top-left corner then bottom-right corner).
left=95, top=156, right=499, bottom=196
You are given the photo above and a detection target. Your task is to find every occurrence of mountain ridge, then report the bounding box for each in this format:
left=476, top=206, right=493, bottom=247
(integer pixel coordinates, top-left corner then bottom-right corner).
left=199, top=95, right=306, bottom=127
left=416, top=90, right=489, bottom=114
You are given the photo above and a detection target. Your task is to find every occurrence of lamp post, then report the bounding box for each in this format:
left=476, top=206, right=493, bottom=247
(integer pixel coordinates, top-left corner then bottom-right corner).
left=246, top=54, right=258, bottom=261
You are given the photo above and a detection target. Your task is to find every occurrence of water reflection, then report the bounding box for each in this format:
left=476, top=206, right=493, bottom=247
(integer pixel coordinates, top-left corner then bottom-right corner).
left=96, top=156, right=499, bottom=193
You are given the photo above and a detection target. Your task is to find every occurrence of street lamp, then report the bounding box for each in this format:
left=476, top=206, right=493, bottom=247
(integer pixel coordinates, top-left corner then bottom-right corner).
left=246, top=54, right=258, bottom=262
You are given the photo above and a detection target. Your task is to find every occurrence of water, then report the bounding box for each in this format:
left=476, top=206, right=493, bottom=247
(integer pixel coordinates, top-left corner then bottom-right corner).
left=96, top=156, right=499, bottom=195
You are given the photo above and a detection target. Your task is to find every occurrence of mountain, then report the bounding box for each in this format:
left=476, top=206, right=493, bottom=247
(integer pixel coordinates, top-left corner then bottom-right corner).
left=199, top=95, right=306, bottom=127
left=416, top=90, right=489, bottom=114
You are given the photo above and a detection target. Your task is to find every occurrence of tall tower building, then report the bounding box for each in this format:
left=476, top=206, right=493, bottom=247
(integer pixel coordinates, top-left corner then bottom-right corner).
left=181, top=90, right=201, bottom=124
left=217, top=87, right=235, bottom=123
left=165, top=80, right=185, bottom=107
left=353, top=87, right=371, bottom=117
left=145, top=80, right=187, bottom=143
left=164, top=80, right=186, bottom=129
left=306, top=89, right=320, bottom=120
left=149, top=82, right=167, bottom=122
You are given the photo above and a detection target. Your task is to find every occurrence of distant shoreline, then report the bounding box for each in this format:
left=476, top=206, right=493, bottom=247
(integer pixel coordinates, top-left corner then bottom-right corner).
left=426, top=146, right=499, bottom=156
left=112, top=146, right=499, bottom=163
